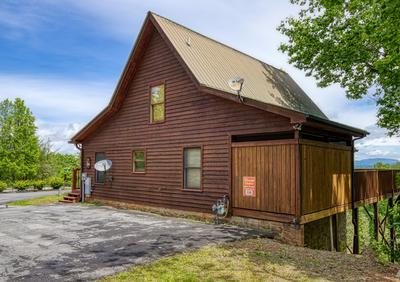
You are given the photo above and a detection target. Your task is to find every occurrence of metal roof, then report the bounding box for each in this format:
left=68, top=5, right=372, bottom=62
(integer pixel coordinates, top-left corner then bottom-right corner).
left=152, top=13, right=328, bottom=119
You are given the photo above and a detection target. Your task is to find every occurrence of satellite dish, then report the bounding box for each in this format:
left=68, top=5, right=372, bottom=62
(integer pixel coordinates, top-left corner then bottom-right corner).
left=94, top=159, right=112, bottom=172
left=228, top=76, right=244, bottom=92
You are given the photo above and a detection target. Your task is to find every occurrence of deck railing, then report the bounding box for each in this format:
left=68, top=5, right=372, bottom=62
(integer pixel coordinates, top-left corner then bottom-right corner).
left=353, top=169, right=400, bottom=203
left=71, top=168, right=81, bottom=190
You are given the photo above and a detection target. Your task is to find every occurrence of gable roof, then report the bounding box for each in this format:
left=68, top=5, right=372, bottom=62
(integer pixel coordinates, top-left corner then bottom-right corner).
left=70, top=12, right=367, bottom=143
left=152, top=13, right=327, bottom=119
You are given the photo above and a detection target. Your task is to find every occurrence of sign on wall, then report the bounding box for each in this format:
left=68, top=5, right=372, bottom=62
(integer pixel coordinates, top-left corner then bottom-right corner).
left=243, top=176, right=256, bottom=197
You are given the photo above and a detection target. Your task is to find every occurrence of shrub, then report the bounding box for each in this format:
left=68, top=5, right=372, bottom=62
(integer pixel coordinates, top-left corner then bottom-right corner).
left=0, top=181, right=7, bottom=192
left=64, top=178, right=72, bottom=187
left=47, top=177, right=64, bottom=189
left=33, top=180, right=46, bottom=190
left=13, top=180, right=32, bottom=191
left=396, top=172, right=400, bottom=189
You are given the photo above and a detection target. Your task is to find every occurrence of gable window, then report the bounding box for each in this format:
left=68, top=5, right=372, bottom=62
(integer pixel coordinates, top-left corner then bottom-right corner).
left=95, top=152, right=106, bottom=183
left=133, top=150, right=146, bottom=173
left=150, top=84, right=165, bottom=123
left=183, top=147, right=202, bottom=189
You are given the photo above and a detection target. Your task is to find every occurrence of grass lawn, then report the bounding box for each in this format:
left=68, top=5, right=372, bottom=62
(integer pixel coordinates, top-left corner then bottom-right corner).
left=8, top=193, right=67, bottom=206
left=100, top=238, right=399, bottom=282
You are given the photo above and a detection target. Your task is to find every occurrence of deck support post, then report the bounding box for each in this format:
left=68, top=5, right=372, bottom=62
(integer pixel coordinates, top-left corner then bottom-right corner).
left=352, top=207, right=359, bottom=254
left=373, top=202, right=379, bottom=241
left=350, top=138, right=359, bottom=255
left=388, top=197, right=395, bottom=263
left=330, top=214, right=338, bottom=251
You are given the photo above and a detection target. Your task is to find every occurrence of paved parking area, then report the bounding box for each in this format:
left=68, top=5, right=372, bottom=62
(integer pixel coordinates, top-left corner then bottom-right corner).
left=0, top=190, right=63, bottom=205
left=0, top=204, right=260, bottom=281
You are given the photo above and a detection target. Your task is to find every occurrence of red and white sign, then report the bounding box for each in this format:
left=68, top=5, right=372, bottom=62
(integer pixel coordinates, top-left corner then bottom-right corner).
left=243, top=176, right=256, bottom=197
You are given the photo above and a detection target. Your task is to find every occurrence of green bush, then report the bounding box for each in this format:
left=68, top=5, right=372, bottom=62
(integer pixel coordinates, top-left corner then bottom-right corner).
left=33, top=180, right=46, bottom=190
left=0, top=181, right=7, bottom=192
left=47, top=177, right=64, bottom=189
left=395, top=172, right=400, bottom=189
left=64, top=178, right=72, bottom=187
left=13, top=180, right=32, bottom=191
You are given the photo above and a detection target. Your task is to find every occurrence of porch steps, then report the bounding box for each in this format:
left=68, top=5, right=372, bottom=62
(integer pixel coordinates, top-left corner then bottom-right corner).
left=59, top=190, right=80, bottom=203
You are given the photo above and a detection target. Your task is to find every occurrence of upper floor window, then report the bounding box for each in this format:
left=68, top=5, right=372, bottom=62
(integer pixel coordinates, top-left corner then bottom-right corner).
left=95, top=152, right=106, bottom=183
left=150, top=84, right=165, bottom=123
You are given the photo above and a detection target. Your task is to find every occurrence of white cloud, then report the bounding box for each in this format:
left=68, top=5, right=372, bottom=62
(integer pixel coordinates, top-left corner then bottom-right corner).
left=0, top=74, right=112, bottom=120
left=36, top=121, right=83, bottom=153
left=0, top=2, right=55, bottom=40
left=0, top=74, right=113, bottom=153
left=355, top=125, right=400, bottom=160
left=0, top=4, right=39, bottom=30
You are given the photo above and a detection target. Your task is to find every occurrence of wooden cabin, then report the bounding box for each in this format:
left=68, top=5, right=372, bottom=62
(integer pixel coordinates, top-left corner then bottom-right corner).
left=70, top=12, right=375, bottom=248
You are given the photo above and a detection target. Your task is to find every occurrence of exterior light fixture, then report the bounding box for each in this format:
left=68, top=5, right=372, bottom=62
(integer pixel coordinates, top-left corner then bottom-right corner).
left=86, top=157, right=91, bottom=169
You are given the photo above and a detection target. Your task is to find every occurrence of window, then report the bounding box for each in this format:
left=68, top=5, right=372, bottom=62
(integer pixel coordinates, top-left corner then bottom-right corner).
left=133, top=150, right=146, bottom=173
left=183, top=148, right=201, bottom=189
left=150, top=84, right=165, bottom=123
left=95, top=152, right=106, bottom=183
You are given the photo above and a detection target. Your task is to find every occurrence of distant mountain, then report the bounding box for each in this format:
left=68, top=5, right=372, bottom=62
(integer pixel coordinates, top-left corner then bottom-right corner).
left=355, top=158, right=399, bottom=169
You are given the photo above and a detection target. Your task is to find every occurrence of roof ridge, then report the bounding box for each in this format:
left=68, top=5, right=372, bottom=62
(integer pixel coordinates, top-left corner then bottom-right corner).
left=149, top=11, right=287, bottom=75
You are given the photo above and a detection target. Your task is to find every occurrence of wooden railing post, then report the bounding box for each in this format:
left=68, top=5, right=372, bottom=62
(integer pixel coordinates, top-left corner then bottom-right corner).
left=72, top=168, right=77, bottom=190
left=77, top=169, right=81, bottom=189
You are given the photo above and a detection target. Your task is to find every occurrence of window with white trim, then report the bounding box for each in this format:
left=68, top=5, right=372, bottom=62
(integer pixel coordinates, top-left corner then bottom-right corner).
left=150, top=84, right=165, bottom=123
left=183, top=147, right=201, bottom=189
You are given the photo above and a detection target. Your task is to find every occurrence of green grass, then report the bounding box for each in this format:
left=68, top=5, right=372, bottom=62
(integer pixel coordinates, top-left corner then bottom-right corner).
left=81, top=201, right=103, bottom=206
left=99, top=238, right=397, bottom=282
left=346, top=200, right=396, bottom=263
left=99, top=244, right=309, bottom=282
left=8, top=193, right=67, bottom=206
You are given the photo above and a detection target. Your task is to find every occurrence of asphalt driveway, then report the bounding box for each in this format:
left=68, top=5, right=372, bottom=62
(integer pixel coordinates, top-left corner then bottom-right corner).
left=0, top=204, right=260, bottom=281
left=0, top=190, right=64, bottom=205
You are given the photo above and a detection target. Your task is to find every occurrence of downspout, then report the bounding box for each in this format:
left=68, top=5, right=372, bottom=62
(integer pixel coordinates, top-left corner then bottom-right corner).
left=75, top=143, right=84, bottom=203
left=293, top=123, right=303, bottom=225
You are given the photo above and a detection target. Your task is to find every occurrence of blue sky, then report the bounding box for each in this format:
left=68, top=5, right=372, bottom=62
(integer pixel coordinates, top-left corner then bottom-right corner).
left=0, top=0, right=399, bottom=160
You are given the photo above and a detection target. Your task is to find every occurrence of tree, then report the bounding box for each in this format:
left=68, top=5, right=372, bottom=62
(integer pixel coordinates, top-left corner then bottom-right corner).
left=0, top=98, right=40, bottom=181
left=37, top=139, right=80, bottom=181
left=374, top=162, right=400, bottom=169
left=37, top=138, right=54, bottom=179
left=278, top=0, right=400, bottom=135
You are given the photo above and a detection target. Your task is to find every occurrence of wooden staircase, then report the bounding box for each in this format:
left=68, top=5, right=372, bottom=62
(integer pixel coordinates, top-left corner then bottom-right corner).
left=59, top=189, right=81, bottom=203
